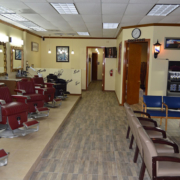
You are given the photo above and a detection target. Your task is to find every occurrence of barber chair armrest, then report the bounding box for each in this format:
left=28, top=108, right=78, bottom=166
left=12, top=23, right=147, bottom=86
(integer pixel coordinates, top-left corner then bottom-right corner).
left=152, top=138, right=179, bottom=153
left=12, top=95, right=30, bottom=100
left=35, top=88, right=47, bottom=94
left=14, top=89, right=26, bottom=94
left=34, top=84, right=43, bottom=88
left=137, top=117, right=158, bottom=127
left=134, top=111, right=151, bottom=118
left=45, top=83, right=54, bottom=88
left=0, top=99, right=6, bottom=105
left=143, top=126, right=167, bottom=138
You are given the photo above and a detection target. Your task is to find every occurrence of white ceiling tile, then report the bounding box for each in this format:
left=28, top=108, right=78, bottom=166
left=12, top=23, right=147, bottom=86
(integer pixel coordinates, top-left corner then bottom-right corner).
left=74, top=0, right=100, bottom=2
left=61, top=15, right=84, bottom=22
left=129, top=0, right=158, bottom=3
left=169, top=7, right=180, bottom=16
left=159, top=16, right=180, bottom=23
left=37, top=21, right=57, bottom=29
left=40, top=14, right=64, bottom=22
left=121, top=16, right=144, bottom=24
left=59, top=27, right=75, bottom=32
left=82, top=15, right=102, bottom=23
left=139, top=16, right=165, bottom=24
left=102, top=0, right=128, bottom=2
left=21, top=0, right=46, bottom=2
left=90, top=33, right=103, bottom=37
left=125, top=4, right=155, bottom=15
left=0, top=2, right=29, bottom=10
left=47, top=0, right=74, bottom=2
left=75, top=3, right=101, bottom=15
left=86, top=22, right=102, bottom=29
left=120, top=22, right=139, bottom=27
left=157, top=0, right=180, bottom=3
left=102, top=15, right=122, bottom=23
left=51, top=21, right=71, bottom=28
left=24, top=3, right=57, bottom=14
left=20, top=14, right=47, bottom=23
left=72, top=27, right=88, bottom=31
left=102, top=3, right=127, bottom=15
left=69, top=22, right=87, bottom=28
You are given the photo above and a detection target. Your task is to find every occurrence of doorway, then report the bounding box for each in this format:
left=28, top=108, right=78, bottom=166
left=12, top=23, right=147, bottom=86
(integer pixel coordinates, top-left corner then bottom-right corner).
left=92, top=53, right=98, bottom=80
left=122, top=39, right=150, bottom=105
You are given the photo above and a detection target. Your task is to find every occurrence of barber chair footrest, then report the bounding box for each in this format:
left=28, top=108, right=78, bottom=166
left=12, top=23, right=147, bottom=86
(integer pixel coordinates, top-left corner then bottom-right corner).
left=0, top=149, right=9, bottom=166
left=44, top=98, right=62, bottom=108
left=57, top=95, right=68, bottom=100
left=29, top=107, right=50, bottom=119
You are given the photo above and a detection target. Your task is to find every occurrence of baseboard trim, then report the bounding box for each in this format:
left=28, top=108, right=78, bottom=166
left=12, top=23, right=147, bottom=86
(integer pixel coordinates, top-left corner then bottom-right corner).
left=104, top=90, right=115, bottom=92
left=70, top=94, right=82, bottom=96
left=82, top=89, right=86, bottom=91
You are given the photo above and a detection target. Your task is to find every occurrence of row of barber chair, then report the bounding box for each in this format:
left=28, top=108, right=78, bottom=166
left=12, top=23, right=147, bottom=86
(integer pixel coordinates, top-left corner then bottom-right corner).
left=0, top=75, right=69, bottom=166
left=124, top=103, right=180, bottom=180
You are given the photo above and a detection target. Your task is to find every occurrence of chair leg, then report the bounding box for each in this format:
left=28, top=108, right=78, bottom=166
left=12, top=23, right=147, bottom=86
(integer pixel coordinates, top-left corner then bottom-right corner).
left=139, top=160, right=146, bottom=180
left=165, top=118, right=168, bottom=131
left=126, top=126, right=130, bottom=139
left=160, top=118, right=162, bottom=125
left=129, top=134, right=134, bottom=149
left=133, top=145, right=139, bottom=163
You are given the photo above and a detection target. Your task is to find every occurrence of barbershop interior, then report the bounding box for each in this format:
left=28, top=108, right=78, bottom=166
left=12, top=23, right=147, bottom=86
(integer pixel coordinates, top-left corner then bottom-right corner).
left=1, top=1, right=180, bottom=180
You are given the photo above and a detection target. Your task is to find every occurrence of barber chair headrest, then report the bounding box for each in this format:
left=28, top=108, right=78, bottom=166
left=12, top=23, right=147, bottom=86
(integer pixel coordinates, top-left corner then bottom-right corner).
left=34, top=75, right=39, bottom=78
left=21, top=78, right=28, bottom=82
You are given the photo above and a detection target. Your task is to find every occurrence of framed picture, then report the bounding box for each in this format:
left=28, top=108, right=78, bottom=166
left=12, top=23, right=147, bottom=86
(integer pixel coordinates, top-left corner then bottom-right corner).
left=15, top=49, right=22, bottom=60
left=31, top=42, right=39, bottom=52
left=165, top=37, right=180, bottom=50
left=118, top=42, right=122, bottom=74
left=56, top=46, right=69, bottom=62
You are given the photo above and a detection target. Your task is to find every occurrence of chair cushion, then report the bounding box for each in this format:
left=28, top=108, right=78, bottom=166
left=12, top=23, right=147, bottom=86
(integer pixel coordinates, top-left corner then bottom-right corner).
left=44, top=87, right=55, bottom=94
left=146, top=130, right=163, bottom=138
left=168, top=110, right=180, bottom=117
left=2, top=102, right=29, bottom=116
left=139, top=120, right=155, bottom=127
left=157, top=153, right=180, bottom=177
left=155, top=140, right=175, bottom=154
left=147, top=109, right=166, bottom=117
left=27, top=94, right=44, bottom=102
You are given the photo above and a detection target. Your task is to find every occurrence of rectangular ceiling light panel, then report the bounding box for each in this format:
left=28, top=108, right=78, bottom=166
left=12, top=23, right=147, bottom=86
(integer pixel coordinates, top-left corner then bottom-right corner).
left=77, top=32, right=89, bottom=36
left=30, top=27, right=46, bottom=31
left=103, top=23, right=119, bottom=29
left=1, top=14, right=28, bottom=21
left=51, top=3, right=78, bottom=14
left=0, top=6, right=14, bottom=14
left=147, top=4, right=179, bottom=16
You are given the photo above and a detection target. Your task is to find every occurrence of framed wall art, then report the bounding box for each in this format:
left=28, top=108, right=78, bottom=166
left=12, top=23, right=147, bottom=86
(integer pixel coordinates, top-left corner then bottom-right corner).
left=56, top=46, right=69, bottom=62
left=15, top=49, right=22, bottom=60
left=165, top=37, right=180, bottom=50
left=31, top=42, right=39, bottom=52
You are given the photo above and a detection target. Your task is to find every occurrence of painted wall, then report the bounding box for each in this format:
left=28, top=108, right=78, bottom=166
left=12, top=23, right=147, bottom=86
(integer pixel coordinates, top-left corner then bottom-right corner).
left=40, top=39, right=117, bottom=90
left=105, top=58, right=116, bottom=91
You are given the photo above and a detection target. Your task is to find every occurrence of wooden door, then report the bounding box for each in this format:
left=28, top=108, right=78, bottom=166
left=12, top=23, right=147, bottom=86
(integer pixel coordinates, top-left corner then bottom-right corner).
left=92, top=53, right=98, bottom=80
left=126, top=43, right=142, bottom=105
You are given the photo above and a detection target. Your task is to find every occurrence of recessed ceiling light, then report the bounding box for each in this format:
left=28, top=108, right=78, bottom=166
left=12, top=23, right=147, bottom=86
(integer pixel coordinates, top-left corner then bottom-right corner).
left=30, top=27, right=47, bottom=31
left=103, top=23, right=119, bottom=29
left=77, top=32, right=89, bottom=36
left=1, top=14, right=28, bottom=21
left=147, top=4, right=179, bottom=16
left=51, top=3, right=78, bottom=14
left=0, top=6, right=14, bottom=14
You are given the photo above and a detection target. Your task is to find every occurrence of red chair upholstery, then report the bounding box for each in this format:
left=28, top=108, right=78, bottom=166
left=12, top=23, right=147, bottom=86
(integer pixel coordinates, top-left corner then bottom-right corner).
left=31, top=75, right=56, bottom=103
left=15, top=79, right=45, bottom=113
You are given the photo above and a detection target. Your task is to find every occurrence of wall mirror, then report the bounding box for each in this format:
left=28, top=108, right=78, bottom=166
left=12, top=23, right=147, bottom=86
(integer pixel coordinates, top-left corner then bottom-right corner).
left=11, top=46, right=24, bottom=72
left=0, top=41, right=7, bottom=76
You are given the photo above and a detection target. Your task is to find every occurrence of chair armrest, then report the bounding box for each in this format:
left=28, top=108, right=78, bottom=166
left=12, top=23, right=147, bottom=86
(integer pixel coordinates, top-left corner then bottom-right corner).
left=152, top=138, right=179, bottom=153
left=45, top=83, right=54, bottom=88
left=137, top=117, right=158, bottom=127
left=134, top=111, right=151, bottom=118
left=162, top=102, right=168, bottom=115
left=14, top=89, right=26, bottom=94
left=143, top=126, right=166, bottom=138
left=34, top=84, right=43, bottom=87
left=0, top=99, right=6, bottom=105
left=35, top=88, right=47, bottom=93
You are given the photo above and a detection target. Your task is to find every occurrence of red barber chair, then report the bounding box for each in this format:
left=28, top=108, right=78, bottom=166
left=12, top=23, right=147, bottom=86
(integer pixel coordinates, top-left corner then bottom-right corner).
left=0, top=87, right=39, bottom=138
left=15, top=79, right=49, bottom=119
left=31, top=75, right=61, bottom=108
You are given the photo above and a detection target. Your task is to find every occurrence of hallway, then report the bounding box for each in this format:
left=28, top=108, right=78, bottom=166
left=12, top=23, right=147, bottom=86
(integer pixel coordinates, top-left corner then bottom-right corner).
left=30, top=81, right=150, bottom=180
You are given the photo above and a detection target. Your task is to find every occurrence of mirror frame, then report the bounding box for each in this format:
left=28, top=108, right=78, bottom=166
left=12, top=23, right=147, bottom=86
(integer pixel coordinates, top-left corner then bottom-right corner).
left=0, top=41, right=7, bottom=76
left=11, top=46, right=24, bottom=72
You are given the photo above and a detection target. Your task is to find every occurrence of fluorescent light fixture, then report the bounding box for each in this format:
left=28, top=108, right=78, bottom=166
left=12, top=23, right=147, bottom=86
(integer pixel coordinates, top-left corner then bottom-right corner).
left=0, top=34, right=8, bottom=42
left=147, top=4, right=179, bottom=16
left=0, top=6, right=14, bottom=14
left=10, top=37, right=23, bottom=46
left=103, top=23, right=119, bottom=29
left=51, top=3, right=78, bottom=14
left=77, top=32, right=89, bottom=36
left=1, top=14, right=28, bottom=21
left=0, top=49, right=3, bottom=53
left=30, top=27, right=46, bottom=31
left=18, top=21, right=46, bottom=31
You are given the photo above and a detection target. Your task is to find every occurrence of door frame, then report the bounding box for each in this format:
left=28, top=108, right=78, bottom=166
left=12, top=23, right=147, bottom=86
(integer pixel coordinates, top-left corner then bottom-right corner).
left=122, top=39, right=150, bottom=105
left=86, top=47, right=105, bottom=91
left=92, top=52, right=98, bottom=81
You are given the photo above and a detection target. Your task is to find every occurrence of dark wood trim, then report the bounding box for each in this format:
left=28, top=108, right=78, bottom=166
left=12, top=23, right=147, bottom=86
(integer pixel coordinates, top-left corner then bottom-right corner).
left=69, top=94, right=82, bottom=96
left=82, top=89, right=86, bottom=91
left=0, top=19, right=24, bottom=31
left=44, top=37, right=116, bottom=40
left=86, top=46, right=105, bottom=91
left=0, top=42, right=7, bottom=76
left=24, top=30, right=41, bottom=38
left=102, top=48, right=105, bottom=91
left=104, top=90, right=115, bottom=92
left=122, top=39, right=150, bottom=105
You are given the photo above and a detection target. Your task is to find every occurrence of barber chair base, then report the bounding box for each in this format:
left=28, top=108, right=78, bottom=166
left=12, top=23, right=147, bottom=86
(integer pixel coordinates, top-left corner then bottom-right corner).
left=29, top=107, right=49, bottom=119
left=57, top=95, right=68, bottom=100
left=44, top=98, right=62, bottom=108
left=0, top=120, right=39, bottom=138
left=0, top=149, right=9, bottom=167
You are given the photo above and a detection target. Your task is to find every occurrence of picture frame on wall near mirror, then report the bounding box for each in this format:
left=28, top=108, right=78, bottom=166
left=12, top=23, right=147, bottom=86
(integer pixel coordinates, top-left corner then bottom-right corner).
left=165, top=37, right=180, bottom=50
left=31, top=42, right=39, bottom=52
left=15, top=49, right=22, bottom=60
left=118, top=42, right=122, bottom=74
left=56, top=46, right=69, bottom=62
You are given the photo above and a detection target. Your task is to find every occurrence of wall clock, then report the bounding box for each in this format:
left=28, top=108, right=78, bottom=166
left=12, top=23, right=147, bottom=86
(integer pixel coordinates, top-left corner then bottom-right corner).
left=132, top=28, right=141, bottom=39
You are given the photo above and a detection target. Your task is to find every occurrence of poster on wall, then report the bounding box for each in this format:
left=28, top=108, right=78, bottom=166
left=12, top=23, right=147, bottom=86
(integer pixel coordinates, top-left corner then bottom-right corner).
left=15, top=49, right=22, bottom=60
left=105, top=47, right=117, bottom=58
left=31, top=42, right=39, bottom=52
left=56, top=46, right=69, bottom=62
left=165, top=37, right=180, bottom=49
left=118, top=43, right=122, bottom=74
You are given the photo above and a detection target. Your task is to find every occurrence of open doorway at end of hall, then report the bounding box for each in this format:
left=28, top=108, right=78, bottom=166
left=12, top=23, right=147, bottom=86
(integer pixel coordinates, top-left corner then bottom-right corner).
left=122, top=40, right=150, bottom=105
left=86, top=47, right=105, bottom=90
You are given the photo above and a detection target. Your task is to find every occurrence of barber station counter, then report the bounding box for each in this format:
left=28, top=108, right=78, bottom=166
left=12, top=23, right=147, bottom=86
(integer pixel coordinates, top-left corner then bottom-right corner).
left=16, top=76, right=32, bottom=80
left=0, top=79, right=21, bottom=95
